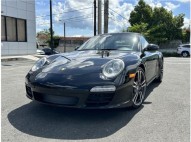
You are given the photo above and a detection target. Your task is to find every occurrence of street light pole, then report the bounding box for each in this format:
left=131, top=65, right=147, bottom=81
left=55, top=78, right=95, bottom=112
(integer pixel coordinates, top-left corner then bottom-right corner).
left=104, top=0, right=108, bottom=33
left=98, top=0, right=102, bottom=34
left=59, top=20, right=66, bottom=53
left=50, top=0, right=53, bottom=53
left=64, top=22, right=66, bottom=52
left=94, top=0, right=96, bottom=36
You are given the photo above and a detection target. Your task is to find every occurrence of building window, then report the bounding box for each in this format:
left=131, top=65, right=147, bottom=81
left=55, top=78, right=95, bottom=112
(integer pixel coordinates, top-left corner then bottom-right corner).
left=1, top=16, right=6, bottom=41
left=6, top=17, right=17, bottom=41
left=1, top=16, right=27, bottom=42
left=73, top=40, right=84, bottom=45
left=66, top=40, right=71, bottom=44
left=17, top=19, right=26, bottom=41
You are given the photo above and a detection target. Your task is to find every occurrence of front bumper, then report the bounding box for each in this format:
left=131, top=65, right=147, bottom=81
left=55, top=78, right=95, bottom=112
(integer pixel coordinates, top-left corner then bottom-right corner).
left=25, top=80, right=134, bottom=109
left=177, top=49, right=181, bottom=54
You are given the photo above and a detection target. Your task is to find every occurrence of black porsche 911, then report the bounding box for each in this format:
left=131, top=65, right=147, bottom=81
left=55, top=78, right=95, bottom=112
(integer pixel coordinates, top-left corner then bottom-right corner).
left=25, top=32, right=163, bottom=109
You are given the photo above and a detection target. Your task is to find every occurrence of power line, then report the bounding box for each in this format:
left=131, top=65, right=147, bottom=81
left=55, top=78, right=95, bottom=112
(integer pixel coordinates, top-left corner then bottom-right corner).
left=109, top=12, right=127, bottom=25
left=38, top=16, right=97, bottom=25
left=108, top=8, right=129, bottom=22
left=100, top=2, right=128, bottom=24
left=59, top=13, right=93, bottom=21
left=37, top=11, right=104, bottom=24
left=64, top=17, right=95, bottom=23
left=100, top=2, right=128, bottom=21
left=61, top=16, right=97, bottom=23
left=36, top=6, right=93, bottom=18
left=109, top=16, right=127, bottom=27
left=37, top=13, right=97, bottom=25
left=64, top=1, right=93, bottom=9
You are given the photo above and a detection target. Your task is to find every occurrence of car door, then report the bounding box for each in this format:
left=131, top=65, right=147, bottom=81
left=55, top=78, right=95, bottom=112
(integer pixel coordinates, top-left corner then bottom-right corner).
left=183, top=45, right=190, bottom=54
left=140, top=36, right=158, bottom=83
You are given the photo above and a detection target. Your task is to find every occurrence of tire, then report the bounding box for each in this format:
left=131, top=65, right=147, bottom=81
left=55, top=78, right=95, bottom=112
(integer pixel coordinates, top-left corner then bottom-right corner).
left=155, top=61, right=163, bottom=82
left=181, top=51, right=189, bottom=57
left=130, top=67, right=147, bottom=109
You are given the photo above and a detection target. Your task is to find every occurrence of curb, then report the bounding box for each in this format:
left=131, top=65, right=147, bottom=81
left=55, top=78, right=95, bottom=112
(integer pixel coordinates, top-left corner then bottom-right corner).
left=1, top=57, right=29, bottom=62
left=1, top=55, right=42, bottom=62
left=34, top=55, right=47, bottom=58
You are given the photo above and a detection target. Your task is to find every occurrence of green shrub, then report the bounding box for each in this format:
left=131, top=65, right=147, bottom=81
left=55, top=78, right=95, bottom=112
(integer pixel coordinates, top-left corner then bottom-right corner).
left=162, top=52, right=180, bottom=57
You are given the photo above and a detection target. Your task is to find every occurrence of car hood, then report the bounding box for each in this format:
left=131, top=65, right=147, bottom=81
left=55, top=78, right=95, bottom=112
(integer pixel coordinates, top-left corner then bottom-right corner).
left=41, top=50, right=139, bottom=75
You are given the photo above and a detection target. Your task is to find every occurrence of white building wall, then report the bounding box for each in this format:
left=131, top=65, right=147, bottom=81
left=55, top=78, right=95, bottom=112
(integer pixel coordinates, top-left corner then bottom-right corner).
left=1, top=0, right=36, bottom=56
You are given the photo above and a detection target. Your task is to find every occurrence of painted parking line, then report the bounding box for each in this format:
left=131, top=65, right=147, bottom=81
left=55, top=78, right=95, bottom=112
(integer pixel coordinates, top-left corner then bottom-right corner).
left=164, top=60, right=190, bottom=62
left=164, top=62, right=190, bottom=64
left=164, top=60, right=190, bottom=63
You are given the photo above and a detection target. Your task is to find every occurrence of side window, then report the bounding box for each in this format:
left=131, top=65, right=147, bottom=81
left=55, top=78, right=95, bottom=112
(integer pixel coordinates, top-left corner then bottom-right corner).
left=182, top=45, right=190, bottom=48
left=140, top=36, right=149, bottom=49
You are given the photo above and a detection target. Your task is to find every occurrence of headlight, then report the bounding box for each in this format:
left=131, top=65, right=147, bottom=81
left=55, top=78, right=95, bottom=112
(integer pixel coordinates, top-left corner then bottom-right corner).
left=31, top=57, right=47, bottom=71
left=102, top=59, right=125, bottom=78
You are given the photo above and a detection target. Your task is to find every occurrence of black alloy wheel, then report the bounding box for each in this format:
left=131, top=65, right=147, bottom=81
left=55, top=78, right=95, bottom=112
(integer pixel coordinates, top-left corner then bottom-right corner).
left=131, top=67, right=147, bottom=109
left=155, top=62, right=163, bottom=82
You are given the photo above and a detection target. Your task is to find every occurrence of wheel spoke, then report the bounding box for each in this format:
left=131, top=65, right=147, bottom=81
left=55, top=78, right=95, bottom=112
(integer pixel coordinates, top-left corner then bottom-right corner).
left=133, top=92, right=139, bottom=103
left=137, top=71, right=139, bottom=83
left=133, top=81, right=138, bottom=88
left=141, top=80, right=146, bottom=88
left=139, top=91, right=144, bottom=101
left=141, top=83, right=146, bottom=88
left=133, top=81, right=138, bottom=86
left=138, top=71, right=141, bottom=83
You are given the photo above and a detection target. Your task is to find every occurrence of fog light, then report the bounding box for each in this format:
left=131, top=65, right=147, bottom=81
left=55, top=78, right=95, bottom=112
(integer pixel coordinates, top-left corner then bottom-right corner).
left=90, top=85, right=116, bottom=92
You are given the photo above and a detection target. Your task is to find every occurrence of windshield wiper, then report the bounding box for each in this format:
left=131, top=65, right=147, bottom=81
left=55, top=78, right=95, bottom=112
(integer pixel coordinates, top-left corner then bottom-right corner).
left=77, top=49, right=96, bottom=51
left=99, top=48, right=117, bottom=50
left=97, top=49, right=117, bottom=57
left=61, top=55, right=71, bottom=61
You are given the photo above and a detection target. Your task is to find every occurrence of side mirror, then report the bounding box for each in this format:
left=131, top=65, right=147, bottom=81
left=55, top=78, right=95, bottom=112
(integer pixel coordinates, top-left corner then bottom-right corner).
left=143, top=44, right=159, bottom=51
left=75, top=46, right=79, bottom=50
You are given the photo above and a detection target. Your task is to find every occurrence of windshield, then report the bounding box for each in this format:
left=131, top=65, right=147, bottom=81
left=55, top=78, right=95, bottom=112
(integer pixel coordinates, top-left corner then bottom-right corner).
left=77, top=33, right=140, bottom=51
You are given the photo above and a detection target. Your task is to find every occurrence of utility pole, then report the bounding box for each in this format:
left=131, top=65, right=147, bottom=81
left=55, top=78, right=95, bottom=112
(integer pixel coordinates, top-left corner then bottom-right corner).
left=59, top=20, right=66, bottom=52
left=50, top=0, right=53, bottom=53
left=98, top=0, right=102, bottom=34
left=64, top=22, right=66, bottom=52
left=104, top=0, right=108, bottom=33
left=94, top=0, right=96, bottom=36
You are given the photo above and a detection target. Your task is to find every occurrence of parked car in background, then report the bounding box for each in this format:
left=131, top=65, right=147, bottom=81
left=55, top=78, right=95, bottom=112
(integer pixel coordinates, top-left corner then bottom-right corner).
left=177, top=44, right=190, bottom=57
left=36, top=49, right=45, bottom=55
left=36, top=48, right=59, bottom=55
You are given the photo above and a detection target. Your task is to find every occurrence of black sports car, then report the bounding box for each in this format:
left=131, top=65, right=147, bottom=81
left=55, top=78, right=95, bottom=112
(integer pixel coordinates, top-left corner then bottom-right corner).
left=25, top=33, right=163, bottom=109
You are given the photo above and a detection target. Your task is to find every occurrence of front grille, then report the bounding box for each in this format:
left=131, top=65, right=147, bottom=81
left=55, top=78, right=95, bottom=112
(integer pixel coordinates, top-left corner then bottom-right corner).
left=33, top=92, right=79, bottom=106
left=26, top=86, right=32, bottom=98
left=86, top=93, right=115, bottom=107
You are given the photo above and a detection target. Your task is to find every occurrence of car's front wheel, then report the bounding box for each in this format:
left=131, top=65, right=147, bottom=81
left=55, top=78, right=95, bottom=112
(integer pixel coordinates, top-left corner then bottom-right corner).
left=181, top=51, right=189, bottom=57
left=131, top=67, right=147, bottom=109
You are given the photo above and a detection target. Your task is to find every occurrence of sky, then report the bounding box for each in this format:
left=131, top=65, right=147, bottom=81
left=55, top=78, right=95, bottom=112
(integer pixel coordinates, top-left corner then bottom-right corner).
left=35, top=0, right=190, bottom=37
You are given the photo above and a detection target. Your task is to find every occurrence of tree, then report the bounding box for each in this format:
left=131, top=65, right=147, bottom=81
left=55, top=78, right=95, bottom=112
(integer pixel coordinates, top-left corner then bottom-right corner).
left=182, top=27, right=190, bottom=43
left=37, top=28, right=59, bottom=48
left=129, top=0, right=152, bottom=26
left=128, top=23, right=149, bottom=37
left=128, top=0, right=185, bottom=44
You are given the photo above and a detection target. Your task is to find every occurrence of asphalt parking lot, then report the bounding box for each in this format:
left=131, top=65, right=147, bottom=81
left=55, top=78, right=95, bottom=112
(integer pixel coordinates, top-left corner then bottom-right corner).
left=2, top=57, right=190, bottom=142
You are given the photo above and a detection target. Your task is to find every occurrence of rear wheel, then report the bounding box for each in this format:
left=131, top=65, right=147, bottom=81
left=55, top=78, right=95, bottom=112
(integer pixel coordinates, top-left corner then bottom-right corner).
left=181, top=51, right=189, bottom=57
left=155, top=61, right=163, bottom=82
left=131, top=67, right=147, bottom=109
